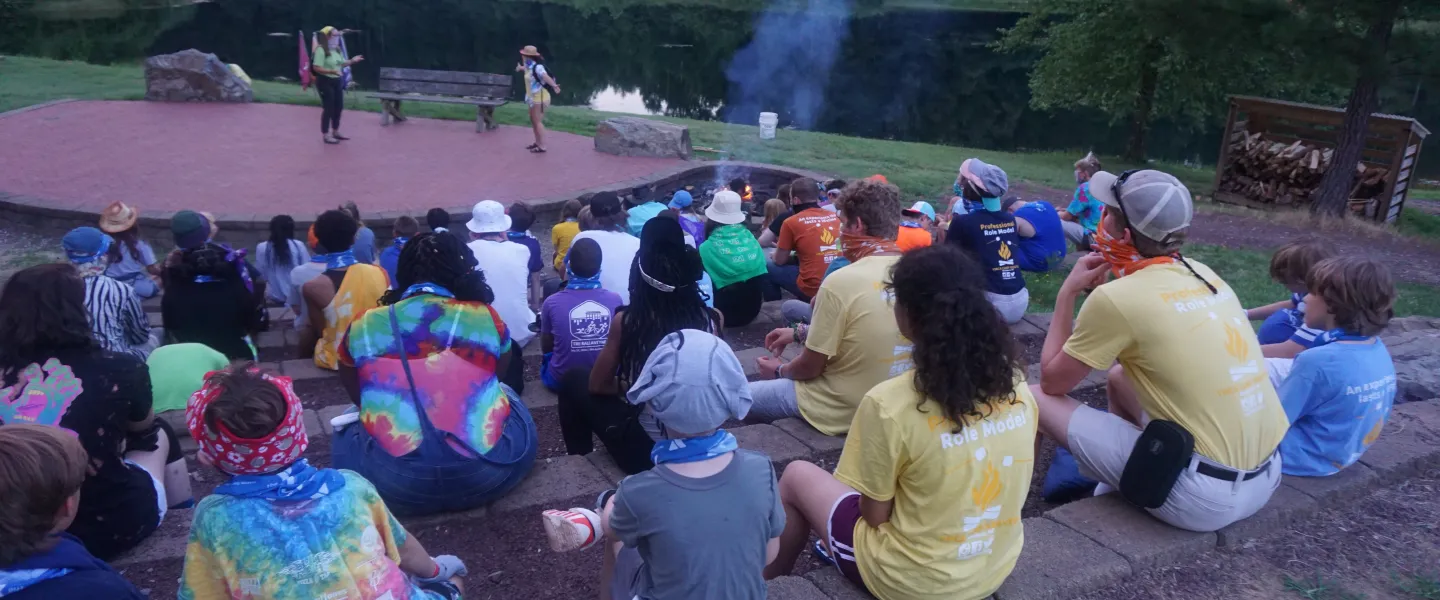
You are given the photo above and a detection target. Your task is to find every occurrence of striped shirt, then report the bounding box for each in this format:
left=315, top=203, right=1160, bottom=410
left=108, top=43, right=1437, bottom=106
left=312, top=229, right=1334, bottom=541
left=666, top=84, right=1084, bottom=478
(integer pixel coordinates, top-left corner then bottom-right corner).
left=83, top=275, right=154, bottom=359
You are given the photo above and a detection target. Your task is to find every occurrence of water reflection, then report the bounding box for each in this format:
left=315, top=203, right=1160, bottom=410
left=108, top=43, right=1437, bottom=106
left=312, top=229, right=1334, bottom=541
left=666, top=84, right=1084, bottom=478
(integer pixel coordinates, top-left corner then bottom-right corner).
left=589, top=86, right=668, bottom=117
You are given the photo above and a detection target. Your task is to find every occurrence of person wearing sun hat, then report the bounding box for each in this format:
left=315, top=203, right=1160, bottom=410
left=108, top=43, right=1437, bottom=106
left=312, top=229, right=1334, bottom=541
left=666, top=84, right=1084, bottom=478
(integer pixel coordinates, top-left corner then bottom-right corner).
left=944, top=158, right=1029, bottom=324
left=516, top=45, right=561, bottom=153
left=539, top=329, right=783, bottom=600
left=98, top=201, right=161, bottom=298
left=1030, top=169, right=1288, bottom=533
left=699, top=189, right=767, bottom=327
left=62, top=226, right=158, bottom=359
left=896, top=200, right=936, bottom=252
left=179, top=364, right=468, bottom=599
left=466, top=200, right=537, bottom=355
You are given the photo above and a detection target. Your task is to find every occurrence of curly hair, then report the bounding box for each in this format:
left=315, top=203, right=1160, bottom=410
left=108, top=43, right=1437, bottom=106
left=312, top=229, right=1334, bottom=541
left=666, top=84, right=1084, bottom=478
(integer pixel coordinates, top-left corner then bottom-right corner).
left=1306, top=256, right=1396, bottom=336
left=887, top=245, right=1021, bottom=429
left=0, top=264, right=95, bottom=372
left=616, top=217, right=718, bottom=390
left=837, top=178, right=902, bottom=240
left=0, top=423, right=89, bottom=565
left=379, top=232, right=494, bottom=306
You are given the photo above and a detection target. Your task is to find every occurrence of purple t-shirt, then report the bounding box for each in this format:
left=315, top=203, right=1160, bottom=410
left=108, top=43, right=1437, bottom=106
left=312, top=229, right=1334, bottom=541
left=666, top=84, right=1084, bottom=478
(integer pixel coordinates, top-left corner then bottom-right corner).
left=541, top=287, right=624, bottom=374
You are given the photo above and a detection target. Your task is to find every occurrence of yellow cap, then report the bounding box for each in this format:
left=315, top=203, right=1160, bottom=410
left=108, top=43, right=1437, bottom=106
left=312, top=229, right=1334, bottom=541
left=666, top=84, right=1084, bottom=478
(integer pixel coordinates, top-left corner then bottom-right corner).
left=319, top=26, right=337, bottom=35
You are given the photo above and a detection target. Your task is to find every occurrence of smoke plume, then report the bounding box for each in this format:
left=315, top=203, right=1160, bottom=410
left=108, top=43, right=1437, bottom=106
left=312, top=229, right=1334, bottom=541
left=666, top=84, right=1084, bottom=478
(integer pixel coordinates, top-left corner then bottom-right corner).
left=723, top=0, right=852, bottom=130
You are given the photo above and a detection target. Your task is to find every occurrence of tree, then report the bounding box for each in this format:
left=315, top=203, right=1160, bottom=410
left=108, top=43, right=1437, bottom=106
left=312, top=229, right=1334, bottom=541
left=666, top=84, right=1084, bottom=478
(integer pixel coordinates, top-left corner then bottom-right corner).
left=997, top=0, right=1326, bottom=161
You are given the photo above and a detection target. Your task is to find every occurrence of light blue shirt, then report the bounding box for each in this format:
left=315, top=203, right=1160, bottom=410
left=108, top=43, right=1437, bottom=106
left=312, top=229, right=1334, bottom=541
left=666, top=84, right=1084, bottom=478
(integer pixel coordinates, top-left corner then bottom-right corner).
left=353, top=226, right=376, bottom=264
left=626, top=202, right=668, bottom=237
left=1278, top=339, right=1397, bottom=477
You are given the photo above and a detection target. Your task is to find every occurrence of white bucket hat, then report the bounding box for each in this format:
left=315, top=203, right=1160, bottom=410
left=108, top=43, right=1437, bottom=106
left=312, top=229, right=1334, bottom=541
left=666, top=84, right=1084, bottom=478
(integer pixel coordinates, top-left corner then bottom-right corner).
left=704, top=190, right=746, bottom=225
left=466, top=200, right=512, bottom=234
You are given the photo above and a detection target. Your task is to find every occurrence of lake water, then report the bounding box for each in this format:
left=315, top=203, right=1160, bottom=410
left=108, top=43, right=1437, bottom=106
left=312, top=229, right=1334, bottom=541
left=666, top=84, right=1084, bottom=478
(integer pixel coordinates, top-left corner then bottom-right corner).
left=1, top=0, right=1228, bottom=165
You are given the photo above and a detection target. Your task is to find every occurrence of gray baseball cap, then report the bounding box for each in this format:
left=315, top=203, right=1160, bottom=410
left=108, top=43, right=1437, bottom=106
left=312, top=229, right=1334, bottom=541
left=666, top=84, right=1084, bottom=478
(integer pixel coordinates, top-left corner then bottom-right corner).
left=960, top=158, right=1009, bottom=199
left=626, top=329, right=752, bottom=437
left=1087, top=170, right=1193, bottom=243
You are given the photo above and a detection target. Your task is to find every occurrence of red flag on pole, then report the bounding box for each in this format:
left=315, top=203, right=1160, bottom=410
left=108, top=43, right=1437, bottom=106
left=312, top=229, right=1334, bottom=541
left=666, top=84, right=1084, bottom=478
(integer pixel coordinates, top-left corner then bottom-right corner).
left=298, top=30, right=313, bottom=90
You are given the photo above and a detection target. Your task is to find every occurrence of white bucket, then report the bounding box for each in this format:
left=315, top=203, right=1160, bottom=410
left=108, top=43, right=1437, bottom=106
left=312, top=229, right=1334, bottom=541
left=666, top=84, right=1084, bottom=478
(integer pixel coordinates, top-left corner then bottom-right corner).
left=759, top=112, right=778, bottom=140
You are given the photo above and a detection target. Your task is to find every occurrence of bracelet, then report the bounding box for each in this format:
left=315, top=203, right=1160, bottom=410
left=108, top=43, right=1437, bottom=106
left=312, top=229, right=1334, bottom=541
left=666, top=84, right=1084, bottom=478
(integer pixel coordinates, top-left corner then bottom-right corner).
left=794, top=324, right=808, bottom=345
left=775, top=362, right=786, bottom=380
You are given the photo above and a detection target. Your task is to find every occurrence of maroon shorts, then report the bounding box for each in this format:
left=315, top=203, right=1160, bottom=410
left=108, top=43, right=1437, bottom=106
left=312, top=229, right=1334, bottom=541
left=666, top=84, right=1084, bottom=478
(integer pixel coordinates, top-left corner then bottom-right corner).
left=825, top=493, right=867, bottom=589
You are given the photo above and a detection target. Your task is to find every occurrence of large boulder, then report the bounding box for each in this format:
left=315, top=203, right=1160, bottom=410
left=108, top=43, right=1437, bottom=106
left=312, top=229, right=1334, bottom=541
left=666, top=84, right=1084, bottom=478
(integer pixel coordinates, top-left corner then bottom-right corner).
left=595, top=117, right=692, bottom=160
left=145, top=49, right=253, bottom=103
left=1381, top=316, right=1440, bottom=404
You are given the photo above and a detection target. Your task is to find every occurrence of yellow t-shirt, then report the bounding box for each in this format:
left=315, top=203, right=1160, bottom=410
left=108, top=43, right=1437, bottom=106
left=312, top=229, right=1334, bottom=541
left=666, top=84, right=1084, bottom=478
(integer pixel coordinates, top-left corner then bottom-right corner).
left=797, top=254, right=911, bottom=435
left=1063, top=260, right=1288, bottom=469
left=551, top=220, right=581, bottom=272
left=834, top=374, right=1037, bottom=600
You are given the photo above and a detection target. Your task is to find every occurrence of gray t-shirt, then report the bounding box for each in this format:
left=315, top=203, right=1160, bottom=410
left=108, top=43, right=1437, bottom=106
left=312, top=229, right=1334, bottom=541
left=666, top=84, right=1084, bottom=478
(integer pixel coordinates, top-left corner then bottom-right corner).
left=609, top=449, right=784, bottom=600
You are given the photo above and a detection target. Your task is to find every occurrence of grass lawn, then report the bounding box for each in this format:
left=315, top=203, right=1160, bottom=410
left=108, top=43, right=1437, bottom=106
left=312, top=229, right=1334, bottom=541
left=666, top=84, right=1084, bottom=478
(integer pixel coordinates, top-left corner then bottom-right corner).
left=5, top=55, right=1440, bottom=319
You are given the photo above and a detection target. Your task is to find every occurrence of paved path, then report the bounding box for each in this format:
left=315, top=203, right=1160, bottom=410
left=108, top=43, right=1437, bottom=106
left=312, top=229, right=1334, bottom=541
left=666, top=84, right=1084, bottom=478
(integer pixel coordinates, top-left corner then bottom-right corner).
left=0, top=100, right=682, bottom=215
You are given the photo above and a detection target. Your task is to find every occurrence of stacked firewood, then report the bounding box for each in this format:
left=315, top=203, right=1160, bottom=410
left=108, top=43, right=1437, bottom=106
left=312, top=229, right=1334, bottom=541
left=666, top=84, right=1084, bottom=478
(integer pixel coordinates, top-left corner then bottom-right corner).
left=1219, top=132, right=1388, bottom=207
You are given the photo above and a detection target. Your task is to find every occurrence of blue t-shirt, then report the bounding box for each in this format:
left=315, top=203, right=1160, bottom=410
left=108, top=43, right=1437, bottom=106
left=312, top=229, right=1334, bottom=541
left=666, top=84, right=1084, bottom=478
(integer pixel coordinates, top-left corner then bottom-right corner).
left=1013, top=201, right=1067, bottom=272
left=378, top=242, right=403, bottom=287
left=352, top=226, right=376, bottom=264
left=1065, top=183, right=1103, bottom=232
left=627, top=202, right=668, bottom=237
left=1257, top=292, right=1324, bottom=347
left=508, top=231, right=545, bottom=274
left=1278, top=339, right=1397, bottom=477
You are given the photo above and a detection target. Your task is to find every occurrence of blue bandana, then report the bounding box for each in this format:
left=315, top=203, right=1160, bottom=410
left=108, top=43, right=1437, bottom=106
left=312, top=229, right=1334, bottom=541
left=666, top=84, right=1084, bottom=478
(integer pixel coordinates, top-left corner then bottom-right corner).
left=213, top=459, right=346, bottom=501
left=402, top=283, right=455, bottom=299
left=0, top=568, right=72, bottom=595
left=650, top=430, right=738, bottom=465
left=1313, top=328, right=1370, bottom=347
left=311, top=249, right=358, bottom=270
left=507, top=231, right=530, bottom=242
left=565, top=261, right=603, bottom=290
left=392, top=236, right=410, bottom=251
left=901, top=220, right=922, bottom=228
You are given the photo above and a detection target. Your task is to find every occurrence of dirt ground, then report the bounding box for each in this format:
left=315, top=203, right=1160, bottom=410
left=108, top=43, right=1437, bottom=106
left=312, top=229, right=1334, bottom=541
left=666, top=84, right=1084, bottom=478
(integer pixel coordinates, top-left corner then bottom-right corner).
left=1083, top=467, right=1440, bottom=600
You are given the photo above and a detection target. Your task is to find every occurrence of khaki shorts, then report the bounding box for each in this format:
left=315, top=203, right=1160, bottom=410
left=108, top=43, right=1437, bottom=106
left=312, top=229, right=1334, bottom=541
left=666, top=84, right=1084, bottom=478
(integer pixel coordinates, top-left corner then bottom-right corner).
left=1066, top=404, right=1282, bottom=532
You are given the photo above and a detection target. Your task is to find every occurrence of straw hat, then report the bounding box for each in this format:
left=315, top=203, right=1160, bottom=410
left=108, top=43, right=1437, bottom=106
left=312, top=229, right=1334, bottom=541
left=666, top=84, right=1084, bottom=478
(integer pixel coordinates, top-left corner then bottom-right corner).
left=99, top=201, right=138, bottom=233
left=520, top=45, right=543, bottom=59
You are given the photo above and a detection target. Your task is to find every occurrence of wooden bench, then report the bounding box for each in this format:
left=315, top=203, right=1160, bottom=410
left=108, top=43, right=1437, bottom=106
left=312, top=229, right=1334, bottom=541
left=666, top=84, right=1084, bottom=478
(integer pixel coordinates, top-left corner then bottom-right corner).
left=367, top=67, right=512, bottom=132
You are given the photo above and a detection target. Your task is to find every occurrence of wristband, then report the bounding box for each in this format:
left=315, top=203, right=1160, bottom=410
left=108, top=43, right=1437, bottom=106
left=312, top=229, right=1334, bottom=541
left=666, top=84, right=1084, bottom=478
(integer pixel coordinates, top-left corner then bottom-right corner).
left=430, top=562, right=441, bottom=579
left=775, top=362, right=788, bottom=380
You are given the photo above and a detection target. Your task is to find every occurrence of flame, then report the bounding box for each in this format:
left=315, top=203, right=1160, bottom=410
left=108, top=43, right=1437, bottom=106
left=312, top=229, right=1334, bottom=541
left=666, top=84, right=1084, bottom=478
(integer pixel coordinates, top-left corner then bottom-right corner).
left=1362, top=420, right=1384, bottom=446
left=997, top=241, right=1012, bottom=260
left=971, top=461, right=1003, bottom=508
left=1223, top=323, right=1250, bottom=361
left=819, top=228, right=835, bottom=245
left=744, top=185, right=753, bottom=202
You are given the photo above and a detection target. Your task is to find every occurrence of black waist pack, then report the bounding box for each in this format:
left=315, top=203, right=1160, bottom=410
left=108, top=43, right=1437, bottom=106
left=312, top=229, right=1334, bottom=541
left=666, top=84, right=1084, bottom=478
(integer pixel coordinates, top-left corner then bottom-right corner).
left=1119, top=420, right=1195, bottom=509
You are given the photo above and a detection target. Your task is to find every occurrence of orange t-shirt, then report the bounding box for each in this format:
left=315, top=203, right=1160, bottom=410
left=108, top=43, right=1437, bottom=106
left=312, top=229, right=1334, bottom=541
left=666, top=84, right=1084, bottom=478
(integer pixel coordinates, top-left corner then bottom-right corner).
left=895, top=226, right=933, bottom=252
left=777, top=207, right=842, bottom=298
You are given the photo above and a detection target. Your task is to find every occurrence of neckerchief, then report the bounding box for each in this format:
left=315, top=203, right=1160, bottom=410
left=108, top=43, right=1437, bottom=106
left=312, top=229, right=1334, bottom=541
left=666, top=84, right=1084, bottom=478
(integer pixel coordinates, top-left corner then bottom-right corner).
left=507, top=231, right=531, bottom=242
left=402, top=283, right=455, bottom=299
left=1089, top=224, right=1176, bottom=278
left=74, top=261, right=107, bottom=278
left=565, top=262, right=603, bottom=290
left=213, top=458, right=346, bottom=501
left=223, top=244, right=254, bottom=292
left=0, top=568, right=72, bottom=595
left=650, top=430, right=738, bottom=465
left=392, top=236, right=410, bottom=251
left=841, top=233, right=902, bottom=263
left=310, top=249, right=358, bottom=270
left=900, top=220, right=922, bottom=229
left=1312, top=328, right=1370, bottom=347
left=186, top=370, right=309, bottom=475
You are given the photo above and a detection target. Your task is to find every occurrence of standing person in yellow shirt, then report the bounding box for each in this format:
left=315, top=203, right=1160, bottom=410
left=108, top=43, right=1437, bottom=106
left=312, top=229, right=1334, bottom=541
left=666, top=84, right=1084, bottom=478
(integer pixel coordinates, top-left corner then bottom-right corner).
left=1032, top=169, right=1288, bottom=533
left=763, top=244, right=1037, bottom=600
left=746, top=179, right=912, bottom=436
left=311, top=26, right=363, bottom=145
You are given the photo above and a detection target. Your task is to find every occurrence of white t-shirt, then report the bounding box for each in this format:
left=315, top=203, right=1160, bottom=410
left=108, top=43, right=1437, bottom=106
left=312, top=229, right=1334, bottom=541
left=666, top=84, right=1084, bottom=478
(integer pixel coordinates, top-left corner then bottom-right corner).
left=468, top=239, right=537, bottom=347
left=572, top=230, right=641, bottom=305
left=256, top=239, right=310, bottom=305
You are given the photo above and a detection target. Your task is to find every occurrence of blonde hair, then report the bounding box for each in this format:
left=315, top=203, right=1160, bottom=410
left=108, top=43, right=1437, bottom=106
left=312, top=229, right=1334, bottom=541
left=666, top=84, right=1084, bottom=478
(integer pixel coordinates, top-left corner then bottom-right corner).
left=1074, top=152, right=1103, bottom=177
left=760, top=199, right=787, bottom=232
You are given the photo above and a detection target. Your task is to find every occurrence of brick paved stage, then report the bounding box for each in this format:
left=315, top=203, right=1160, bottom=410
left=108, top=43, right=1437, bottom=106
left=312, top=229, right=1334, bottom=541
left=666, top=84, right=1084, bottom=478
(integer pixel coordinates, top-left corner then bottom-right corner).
left=0, top=100, right=684, bottom=218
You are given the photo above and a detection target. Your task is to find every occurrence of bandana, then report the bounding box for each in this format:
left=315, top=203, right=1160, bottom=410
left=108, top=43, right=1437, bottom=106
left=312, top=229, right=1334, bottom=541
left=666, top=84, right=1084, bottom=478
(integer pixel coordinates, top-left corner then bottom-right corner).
left=224, top=244, right=254, bottom=292
left=0, top=569, right=72, bottom=595
left=311, top=249, right=358, bottom=270
left=213, top=458, right=345, bottom=501
left=900, top=220, right=922, bottom=229
left=507, top=231, right=531, bottom=242
left=74, top=260, right=108, bottom=278
left=392, top=236, right=410, bottom=251
left=402, top=283, right=455, bottom=299
left=565, top=261, right=602, bottom=290
left=840, top=233, right=902, bottom=264
left=186, top=371, right=309, bottom=476
left=650, top=430, right=738, bottom=465
left=639, top=263, right=678, bottom=293
left=1312, top=328, right=1369, bottom=347
left=1089, top=224, right=1175, bottom=278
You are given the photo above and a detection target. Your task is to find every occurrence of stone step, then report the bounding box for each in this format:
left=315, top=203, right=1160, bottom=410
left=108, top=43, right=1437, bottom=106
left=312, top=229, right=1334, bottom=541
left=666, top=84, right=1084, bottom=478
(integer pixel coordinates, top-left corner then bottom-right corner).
left=772, top=418, right=845, bottom=454
left=731, top=423, right=811, bottom=466
left=1044, top=494, right=1215, bottom=572
left=521, top=382, right=557, bottom=409
left=275, top=358, right=337, bottom=381
left=767, top=576, right=829, bottom=600
left=254, top=328, right=297, bottom=350
left=993, top=517, right=1128, bottom=600
left=146, top=312, right=162, bottom=328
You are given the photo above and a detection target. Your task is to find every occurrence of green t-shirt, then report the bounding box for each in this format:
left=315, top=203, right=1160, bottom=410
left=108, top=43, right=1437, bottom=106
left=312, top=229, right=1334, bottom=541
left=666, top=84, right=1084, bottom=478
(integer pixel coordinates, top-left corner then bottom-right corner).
left=699, top=224, right=767, bottom=290
left=147, top=343, right=232, bottom=414
left=313, top=46, right=344, bottom=79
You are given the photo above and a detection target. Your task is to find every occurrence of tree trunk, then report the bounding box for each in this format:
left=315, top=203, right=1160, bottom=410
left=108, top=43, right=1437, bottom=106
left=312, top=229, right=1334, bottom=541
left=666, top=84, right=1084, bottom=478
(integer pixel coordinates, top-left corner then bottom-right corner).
left=1123, top=39, right=1163, bottom=162
left=1310, top=0, right=1403, bottom=218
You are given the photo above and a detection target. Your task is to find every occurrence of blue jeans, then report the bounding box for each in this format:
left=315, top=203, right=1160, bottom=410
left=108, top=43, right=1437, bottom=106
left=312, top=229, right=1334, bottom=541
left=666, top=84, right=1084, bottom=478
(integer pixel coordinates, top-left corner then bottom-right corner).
left=331, top=385, right=538, bottom=517
left=764, top=261, right=808, bottom=302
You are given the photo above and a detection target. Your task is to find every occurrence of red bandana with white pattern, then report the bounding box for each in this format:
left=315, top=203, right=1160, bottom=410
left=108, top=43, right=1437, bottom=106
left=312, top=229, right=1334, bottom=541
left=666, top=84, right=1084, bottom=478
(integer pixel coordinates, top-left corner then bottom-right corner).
left=185, top=370, right=308, bottom=475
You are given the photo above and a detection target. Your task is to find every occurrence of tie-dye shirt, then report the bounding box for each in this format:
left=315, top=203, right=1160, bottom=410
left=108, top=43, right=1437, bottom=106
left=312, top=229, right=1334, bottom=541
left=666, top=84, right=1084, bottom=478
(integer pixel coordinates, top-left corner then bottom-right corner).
left=180, top=471, right=438, bottom=600
left=339, top=294, right=513, bottom=457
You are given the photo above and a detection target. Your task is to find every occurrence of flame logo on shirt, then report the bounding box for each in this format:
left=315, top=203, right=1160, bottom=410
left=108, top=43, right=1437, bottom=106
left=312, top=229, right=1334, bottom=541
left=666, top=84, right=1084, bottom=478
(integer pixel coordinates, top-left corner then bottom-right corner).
left=971, top=461, right=1003, bottom=508
left=997, top=240, right=1012, bottom=261
left=1223, top=323, right=1250, bottom=362
left=819, top=228, right=835, bottom=245
left=1362, top=420, right=1384, bottom=446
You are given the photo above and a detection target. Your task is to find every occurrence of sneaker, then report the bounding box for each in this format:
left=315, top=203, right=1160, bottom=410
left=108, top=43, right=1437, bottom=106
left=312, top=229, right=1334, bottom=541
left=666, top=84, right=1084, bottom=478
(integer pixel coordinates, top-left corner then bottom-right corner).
left=541, top=508, right=602, bottom=552
left=324, top=135, right=340, bottom=145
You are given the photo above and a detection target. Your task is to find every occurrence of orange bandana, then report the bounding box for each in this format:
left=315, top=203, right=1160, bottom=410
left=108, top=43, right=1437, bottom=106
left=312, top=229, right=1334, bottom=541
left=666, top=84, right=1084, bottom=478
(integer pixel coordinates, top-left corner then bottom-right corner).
left=1089, top=224, right=1175, bottom=277
left=841, top=233, right=902, bottom=263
